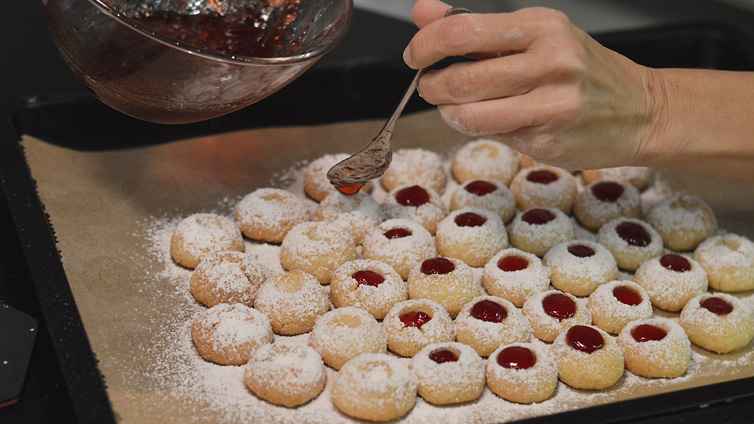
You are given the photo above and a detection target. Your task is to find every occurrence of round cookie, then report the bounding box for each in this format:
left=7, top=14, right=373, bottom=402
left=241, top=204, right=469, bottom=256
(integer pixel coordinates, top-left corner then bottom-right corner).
left=189, top=251, right=266, bottom=308
left=410, top=342, right=485, bottom=405
left=171, top=213, right=244, bottom=269
left=581, top=166, right=652, bottom=190
left=280, top=221, right=358, bottom=284
left=634, top=253, right=708, bottom=312
left=587, top=281, right=653, bottom=334
left=543, top=239, right=619, bottom=297
left=693, top=234, right=754, bottom=292
left=381, top=148, right=447, bottom=194
left=617, top=318, right=691, bottom=378
left=574, top=180, right=642, bottom=231
left=551, top=324, right=625, bottom=390
left=522, top=290, right=591, bottom=343
left=646, top=194, right=717, bottom=251
left=486, top=343, right=558, bottom=404
left=509, top=165, right=577, bottom=214
left=244, top=343, right=327, bottom=407
left=481, top=248, right=551, bottom=307
left=234, top=188, right=310, bottom=244
left=451, top=138, right=519, bottom=185
left=332, top=353, right=418, bottom=422
left=679, top=293, right=754, bottom=354
left=314, top=191, right=384, bottom=244
left=435, top=207, right=508, bottom=267
left=361, top=218, right=437, bottom=280
left=508, top=207, right=574, bottom=257
left=595, top=217, right=663, bottom=272
left=305, top=153, right=373, bottom=202
left=450, top=179, right=517, bottom=224
left=253, top=270, right=330, bottom=335
left=455, top=296, right=531, bottom=357
left=382, top=299, right=455, bottom=357
left=308, top=307, right=387, bottom=370
left=190, top=303, right=273, bottom=366
left=382, top=184, right=448, bottom=235
left=407, top=257, right=478, bottom=318
left=330, top=259, right=408, bottom=319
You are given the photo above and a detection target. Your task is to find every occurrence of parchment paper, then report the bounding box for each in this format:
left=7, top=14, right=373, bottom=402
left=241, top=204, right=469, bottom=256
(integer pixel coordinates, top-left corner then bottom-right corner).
left=22, top=110, right=754, bottom=423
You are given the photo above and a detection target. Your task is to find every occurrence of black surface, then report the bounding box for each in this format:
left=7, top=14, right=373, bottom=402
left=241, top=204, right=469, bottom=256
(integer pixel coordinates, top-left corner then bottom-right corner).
left=0, top=305, right=37, bottom=407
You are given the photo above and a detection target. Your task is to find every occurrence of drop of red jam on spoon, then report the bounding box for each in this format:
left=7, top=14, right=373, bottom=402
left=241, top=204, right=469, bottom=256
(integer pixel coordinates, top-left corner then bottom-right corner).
left=497, top=346, right=537, bottom=370
left=470, top=300, right=508, bottom=323
left=700, top=297, right=734, bottom=315
left=400, top=311, right=432, bottom=328
left=527, top=170, right=559, bottom=184
left=660, top=253, right=692, bottom=272
left=592, top=181, right=624, bottom=202
left=455, top=212, right=486, bottom=228
left=615, top=221, right=651, bottom=247
left=613, top=285, right=642, bottom=306
left=497, top=255, right=529, bottom=272
left=395, top=185, right=430, bottom=207
left=631, top=324, right=667, bottom=342
left=421, top=257, right=455, bottom=275
left=428, top=348, right=459, bottom=364
left=465, top=180, right=497, bottom=196
left=336, top=182, right=366, bottom=196
left=566, top=325, right=604, bottom=354
left=568, top=244, right=595, bottom=258
left=384, top=228, right=412, bottom=239
left=352, top=270, right=385, bottom=287
left=542, top=293, right=576, bottom=320
left=522, top=208, right=556, bottom=225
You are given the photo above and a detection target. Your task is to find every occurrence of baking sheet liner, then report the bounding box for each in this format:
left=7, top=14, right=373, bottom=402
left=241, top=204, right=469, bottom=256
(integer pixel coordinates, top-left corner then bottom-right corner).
left=22, top=110, right=754, bottom=423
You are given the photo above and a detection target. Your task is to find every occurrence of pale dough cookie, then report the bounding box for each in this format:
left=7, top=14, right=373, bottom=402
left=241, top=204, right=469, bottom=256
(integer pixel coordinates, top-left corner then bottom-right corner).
left=361, top=218, right=437, bottom=280
left=482, top=248, right=550, bottom=307
left=410, top=342, right=485, bottom=405
left=617, top=318, right=691, bottom=378
left=381, top=148, right=447, bottom=194
left=253, top=270, right=330, bottom=335
left=551, top=324, right=625, bottom=390
left=407, top=257, right=479, bottom=318
left=243, top=343, right=327, bottom=407
left=280, top=221, right=358, bottom=284
left=382, top=184, right=448, bottom=235
left=693, top=233, right=754, bottom=292
left=581, top=166, right=652, bottom=190
left=679, top=293, right=754, bottom=354
left=509, top=165, right=577, bottom=214
left=171, top=213, right=244, bottom=269
left=450, top=179, right=516, bottom=223
left=508, top=207, right=574, bottom=257
left=308, top=307, right=387, bottom=370
left=234, top=188, right=309, bottom=243
left=451, top=138, right=519, bottom=185
left=587, top=281, right=653, bottom=334
left=634, top=253, right=708, bottom=312
left=543, top=240, right=619, bottom=297
left=595, top=217, right=663, bottom=272
left=455, top=296, right=531, bottom=357
left=574, top=180, right=642, bottom=231
left=314, top=191, right=384, bottom=244
left=304, top=153, right=372, bottom=202
left=523, top=290, right=591, bottom=343
left=486, top=342, right=558, bottom=404
left=189, top=251, right=266, bottom=308
left=382, top=299, right=455, bottom=357
left=331, top=353, right=418, bottom=422
left=190, top=303, right=273, bottom=365
left=330, top=259, right=407, bottom=319
left=646, top=194, right=717, bottom=251
left=435, top=207, right=508, bottom=267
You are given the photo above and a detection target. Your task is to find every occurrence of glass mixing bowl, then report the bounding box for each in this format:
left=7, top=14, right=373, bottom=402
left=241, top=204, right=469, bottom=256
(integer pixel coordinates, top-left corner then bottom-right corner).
left=41, top=0, right=352, bottom=124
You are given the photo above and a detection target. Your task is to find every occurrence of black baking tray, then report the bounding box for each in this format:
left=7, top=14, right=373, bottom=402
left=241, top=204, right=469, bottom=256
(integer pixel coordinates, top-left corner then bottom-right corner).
left=3, top=4, right=754, bottom=423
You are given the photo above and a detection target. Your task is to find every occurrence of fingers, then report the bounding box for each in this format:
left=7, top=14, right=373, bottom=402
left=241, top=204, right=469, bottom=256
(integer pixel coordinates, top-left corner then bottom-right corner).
left=412, top=0, right=451, bottom=28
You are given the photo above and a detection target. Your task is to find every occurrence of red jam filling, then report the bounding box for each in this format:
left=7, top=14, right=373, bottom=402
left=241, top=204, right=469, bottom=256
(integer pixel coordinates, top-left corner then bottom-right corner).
left=465, top=180, right=497, bottom=196
left=421, top=257, right=455, bottom=275
left=497, top=255, right=529, bottom=272
left=395, top=185, right=430, bottom=207
left=522, top=208, right=556, bottom=225
left=352, top=270, right=384, bottom=287
left=400, top=311, right=432, bottom=328
left=631, top=324, right=667, bottom=342
left=527, top=170, right=559, bottom=184
left=542, top=293, right=576, bottom=320
left=470, top=300, right=508, bottom=323
left=497, top=346, right=537, bottom=370
left=455, top=212, right=486, bottom=228
left=336, top=183, right=366, bottom=196
left=660, top=253, right=692, bottom=272
left=384, top=228, right=412, bottom=239
left=568, top=244, right=595, bottom=258
left=592, top=181, right=624, bottom=202
left=700, top=297, right=733, bottom=315
left=566, top=325, right=604, bottom=354
left=428, top=348, right=459, bottom=364
left=615, top=221, right=651, bottom=247
left=613, top=285, right=642, bottom=306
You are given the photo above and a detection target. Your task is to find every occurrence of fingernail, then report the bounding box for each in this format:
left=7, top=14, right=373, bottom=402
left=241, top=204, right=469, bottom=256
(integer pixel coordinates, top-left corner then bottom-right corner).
left=403, top=44, right=416, bottom=68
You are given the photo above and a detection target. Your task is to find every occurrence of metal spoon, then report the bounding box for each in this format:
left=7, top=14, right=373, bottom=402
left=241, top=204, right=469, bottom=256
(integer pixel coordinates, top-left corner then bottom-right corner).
left=327, top=7, right=471, bottom=195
